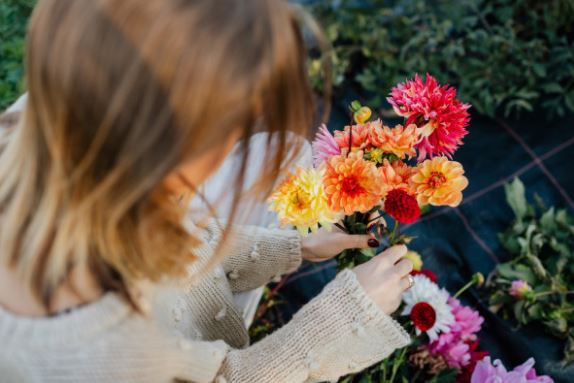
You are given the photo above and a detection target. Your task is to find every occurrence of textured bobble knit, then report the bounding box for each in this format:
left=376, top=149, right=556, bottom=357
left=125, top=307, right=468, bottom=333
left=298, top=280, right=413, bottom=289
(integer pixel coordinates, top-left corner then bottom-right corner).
left=0, top=220, right=411, bottom=382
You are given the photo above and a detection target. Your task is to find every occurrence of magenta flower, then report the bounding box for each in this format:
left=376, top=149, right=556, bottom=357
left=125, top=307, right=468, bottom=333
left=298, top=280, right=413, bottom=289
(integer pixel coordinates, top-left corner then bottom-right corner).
left=471, top=357, right=553, bottom=383
left=312, top=124, right=340, bottom=167
left=430, top=298, right=484, bottom=368
left=387, top=74, right=470, bottom=161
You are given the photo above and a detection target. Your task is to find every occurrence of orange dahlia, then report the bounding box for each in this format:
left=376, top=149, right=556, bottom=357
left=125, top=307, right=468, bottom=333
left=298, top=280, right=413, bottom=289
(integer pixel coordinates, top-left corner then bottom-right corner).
left=324, top=152, right=384, bottom=214
left=333, top=120, right=380, bottom=152
left=369, top=123, right=419, bottom=159
left=410, top=156, right=469, bottom=207
left=379, top=159, right=413, bottom=195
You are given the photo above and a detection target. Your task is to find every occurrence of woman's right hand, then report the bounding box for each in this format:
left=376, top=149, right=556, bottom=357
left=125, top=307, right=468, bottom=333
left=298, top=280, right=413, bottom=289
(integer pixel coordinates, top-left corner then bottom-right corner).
left=352, top=244, right=413, bottom=315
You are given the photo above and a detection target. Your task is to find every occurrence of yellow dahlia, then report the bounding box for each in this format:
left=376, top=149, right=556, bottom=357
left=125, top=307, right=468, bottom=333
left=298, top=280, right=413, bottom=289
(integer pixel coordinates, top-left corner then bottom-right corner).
left=324, top=152, right=384, bottom=214
left=269, top=167, right=340, bottom=235
left=369, top=123, right=419, bottom=159
left=410, top=157, right=469, bottom=207
left=379, top=159, right=413, bottom=195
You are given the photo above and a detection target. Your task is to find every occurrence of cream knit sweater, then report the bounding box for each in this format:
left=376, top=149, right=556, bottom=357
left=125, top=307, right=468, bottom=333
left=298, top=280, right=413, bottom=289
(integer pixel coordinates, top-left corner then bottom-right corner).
left=0, top=219, right=411, bottom=383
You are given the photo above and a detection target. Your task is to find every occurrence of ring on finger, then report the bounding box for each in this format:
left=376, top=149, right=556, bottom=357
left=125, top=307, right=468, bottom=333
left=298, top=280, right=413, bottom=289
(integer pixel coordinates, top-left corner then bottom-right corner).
left=406, top=275, right=415, bottom=290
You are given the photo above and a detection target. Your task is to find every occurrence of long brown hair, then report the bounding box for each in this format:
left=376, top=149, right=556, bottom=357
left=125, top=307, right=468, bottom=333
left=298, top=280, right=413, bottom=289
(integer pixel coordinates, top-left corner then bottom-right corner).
left=0, top=0, right=329, bottom=309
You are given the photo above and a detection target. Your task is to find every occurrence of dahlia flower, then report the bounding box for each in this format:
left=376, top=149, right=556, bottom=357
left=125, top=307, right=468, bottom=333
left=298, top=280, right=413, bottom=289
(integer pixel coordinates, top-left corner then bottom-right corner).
left=369, top=123, right=418, bottom=159
left=387, top=74, right=470, bottom=160
left=471, top=357, right=553, bottom=383
left=384, top=188, right=420, bottom=224
left=429, top=298, right=484, bottom=368
left=379, top=159, right=413, bottom=193
left=411, top=269, right=438, bottom=283
left=402, top=275, right=455, bottom=341
left=509, top=279, right=533, bottom=299
left=411, top=156, right=469, bottom=207
left=457, top=341, right=489, bottom=383
left=323, top=152, right=385, bottom=214
left=269, top=167, right=340, bottom=235
left=334, top=120, right=379, bottom=152
left=312, top=124, right=340, bottom=167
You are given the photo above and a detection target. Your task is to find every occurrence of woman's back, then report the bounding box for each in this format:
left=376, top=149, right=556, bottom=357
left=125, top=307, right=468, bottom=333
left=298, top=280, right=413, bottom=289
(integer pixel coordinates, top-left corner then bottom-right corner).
left=0, top=292, right=227, bottom=383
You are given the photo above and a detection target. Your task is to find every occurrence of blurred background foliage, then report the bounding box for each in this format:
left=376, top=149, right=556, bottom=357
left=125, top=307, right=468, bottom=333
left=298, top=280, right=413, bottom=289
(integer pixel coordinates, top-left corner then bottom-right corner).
left=304, top=0, right=574, bottom=118
left=0, top=0, right=34, bottom=110
left=2, top=0, right=574, bottom=119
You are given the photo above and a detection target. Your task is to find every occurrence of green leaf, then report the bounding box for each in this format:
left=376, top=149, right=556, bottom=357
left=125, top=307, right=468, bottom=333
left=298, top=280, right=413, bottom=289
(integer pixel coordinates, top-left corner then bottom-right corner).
left=504, top=178, right=528, bottom=221
left=539, top=207, right=557, bottom=233
left=495, top=263, right=537, bottom=285
left=543, top=83, right=563, bottom=94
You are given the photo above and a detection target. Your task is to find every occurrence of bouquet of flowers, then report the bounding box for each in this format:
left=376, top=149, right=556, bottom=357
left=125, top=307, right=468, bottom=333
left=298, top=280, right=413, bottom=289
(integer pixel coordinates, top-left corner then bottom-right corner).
left=339, top=263, right=487, bottom=383
left=269, top=74, right=470, bottom=269
left=266, top=74, right=554, bottom=382
left=332, top=263, right=552, bottom=383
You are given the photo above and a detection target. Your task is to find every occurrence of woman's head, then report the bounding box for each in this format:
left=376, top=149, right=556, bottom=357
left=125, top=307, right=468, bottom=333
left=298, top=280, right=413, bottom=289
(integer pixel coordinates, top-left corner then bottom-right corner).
left=0, top=0, right=325, bottom=307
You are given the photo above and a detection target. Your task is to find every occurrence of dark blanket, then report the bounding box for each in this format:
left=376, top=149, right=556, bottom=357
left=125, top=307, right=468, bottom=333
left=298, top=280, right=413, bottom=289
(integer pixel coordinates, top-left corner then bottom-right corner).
left=274, top=96, right=574, bottom=382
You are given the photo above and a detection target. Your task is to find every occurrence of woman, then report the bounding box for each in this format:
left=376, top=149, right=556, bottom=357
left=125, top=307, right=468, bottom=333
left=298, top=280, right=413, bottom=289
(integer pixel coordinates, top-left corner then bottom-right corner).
left=0, top=0, right=413, bottom=382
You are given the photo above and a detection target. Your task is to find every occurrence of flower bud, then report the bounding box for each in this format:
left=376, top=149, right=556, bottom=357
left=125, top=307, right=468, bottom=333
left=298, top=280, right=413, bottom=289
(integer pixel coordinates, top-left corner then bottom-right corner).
left=472, top=272, right=485, bottom=287
left=353, top=106, right=372, bottom=124
left=509, top=279, right=533, bottom=300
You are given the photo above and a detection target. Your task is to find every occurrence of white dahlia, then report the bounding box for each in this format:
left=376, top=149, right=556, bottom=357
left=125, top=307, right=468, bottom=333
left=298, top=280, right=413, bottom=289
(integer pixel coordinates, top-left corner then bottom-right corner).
left=401, top=275, right=455, bottom=341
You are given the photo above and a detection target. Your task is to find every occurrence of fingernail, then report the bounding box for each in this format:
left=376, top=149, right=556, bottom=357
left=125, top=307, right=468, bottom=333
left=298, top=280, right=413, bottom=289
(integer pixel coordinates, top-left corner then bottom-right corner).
left=368, top=238, right=380, bottom=248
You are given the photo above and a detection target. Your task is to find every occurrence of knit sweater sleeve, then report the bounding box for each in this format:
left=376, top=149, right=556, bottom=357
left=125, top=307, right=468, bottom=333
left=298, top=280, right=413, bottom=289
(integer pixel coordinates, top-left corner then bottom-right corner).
left=206, top=221, right=302, bottom=292
left=215, top=269, right=411, bottom=383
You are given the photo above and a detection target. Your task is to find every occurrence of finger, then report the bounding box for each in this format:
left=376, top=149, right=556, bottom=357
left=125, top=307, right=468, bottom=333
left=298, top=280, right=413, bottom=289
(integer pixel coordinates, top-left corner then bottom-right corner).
left=341, top=234, right=378, bottom=250
left=394, top=258, right=414, bottom=277
left=378, top=244, right=408, bottom=265
left=399, top=275, right=412, bottom=291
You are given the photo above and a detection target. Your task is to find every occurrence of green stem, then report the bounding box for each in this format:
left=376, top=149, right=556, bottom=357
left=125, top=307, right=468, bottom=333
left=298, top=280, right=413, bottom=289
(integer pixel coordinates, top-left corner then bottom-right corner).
left=334, top=222, right=349, bottom=234
left=389, top=347, right=408, bottom=383
left=381, top=360, right=388, bottom=381
left=533, top=290, right=574, bottom=299
left=454, top=280, right=476, bottom=299
left=389, top=220, right=399, bottom=245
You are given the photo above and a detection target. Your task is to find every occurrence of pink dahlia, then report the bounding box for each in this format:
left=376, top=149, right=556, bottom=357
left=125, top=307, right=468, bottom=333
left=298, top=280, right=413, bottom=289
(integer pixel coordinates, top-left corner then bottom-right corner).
left=430, top=298, right=484, bottom=369
left=471, top=357, right=553, bottom=383
left=387, top=74, right=470, bottom=160
left=312, top=124, right=340, bottom=167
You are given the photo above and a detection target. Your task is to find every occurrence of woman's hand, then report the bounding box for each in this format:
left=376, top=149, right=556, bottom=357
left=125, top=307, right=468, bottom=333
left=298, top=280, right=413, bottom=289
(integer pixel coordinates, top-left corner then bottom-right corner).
left=300, top=228, right=379, bottom=263
left=353, top=245, right=413, bottom=315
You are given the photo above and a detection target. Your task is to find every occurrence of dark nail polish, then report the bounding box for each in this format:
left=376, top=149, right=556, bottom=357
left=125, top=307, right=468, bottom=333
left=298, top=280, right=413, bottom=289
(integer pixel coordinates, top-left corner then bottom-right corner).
left=368, top=238, right=380, bottom=248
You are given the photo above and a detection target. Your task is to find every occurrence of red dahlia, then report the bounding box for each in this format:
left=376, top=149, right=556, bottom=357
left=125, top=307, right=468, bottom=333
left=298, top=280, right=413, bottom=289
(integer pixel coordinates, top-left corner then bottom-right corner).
left=411, top=269, right=438, bottom=283
left=384, top=189, right=420, bottom=224
left=410, top=301, right=437, bottom=332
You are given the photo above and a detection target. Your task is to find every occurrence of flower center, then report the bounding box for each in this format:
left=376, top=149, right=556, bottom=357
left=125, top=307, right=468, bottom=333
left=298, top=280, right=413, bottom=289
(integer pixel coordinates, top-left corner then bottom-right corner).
left=428, top=171, right=447, bottom=189
left=341, top=176, right=364, bottom=197
left=410, top=301, right=437, bottom=332
left=290, top=188, right=309, bottom=210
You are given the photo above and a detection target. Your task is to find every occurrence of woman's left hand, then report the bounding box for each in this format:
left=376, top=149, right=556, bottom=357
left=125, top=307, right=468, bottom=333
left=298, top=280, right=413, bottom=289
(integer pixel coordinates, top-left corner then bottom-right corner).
left=300, top=228, right=379, bottom=263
